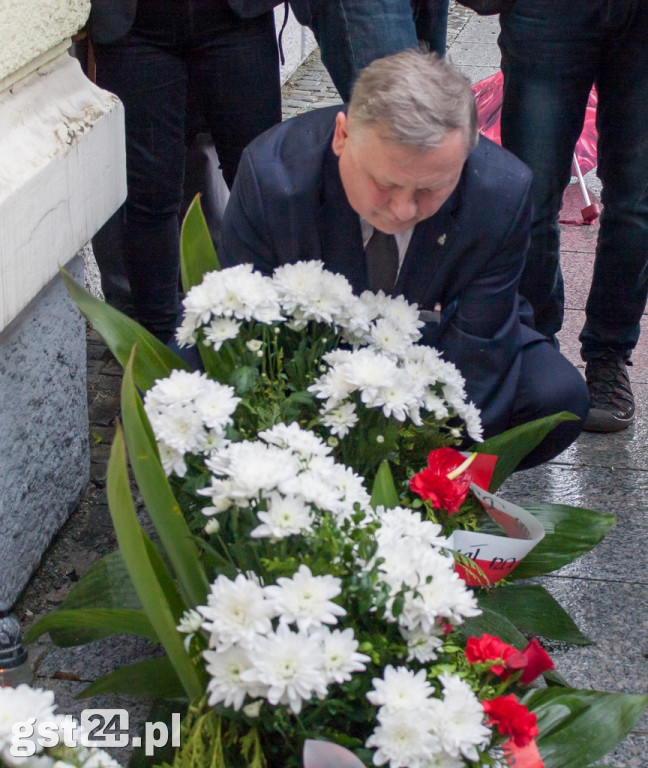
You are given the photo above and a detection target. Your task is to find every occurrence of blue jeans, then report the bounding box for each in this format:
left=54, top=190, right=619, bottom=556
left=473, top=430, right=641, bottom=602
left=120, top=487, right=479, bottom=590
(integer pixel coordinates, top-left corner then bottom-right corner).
left=499, top=0, right=648, bottom=361
left=93, top=1, right=281, bottom=340
left=304, top=0, right=419, bottom=101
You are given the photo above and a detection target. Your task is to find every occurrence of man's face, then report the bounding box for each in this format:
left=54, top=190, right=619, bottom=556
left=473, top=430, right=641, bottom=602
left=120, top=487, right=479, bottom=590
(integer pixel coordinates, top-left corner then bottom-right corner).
left=331, top=112, right=468, bottom=235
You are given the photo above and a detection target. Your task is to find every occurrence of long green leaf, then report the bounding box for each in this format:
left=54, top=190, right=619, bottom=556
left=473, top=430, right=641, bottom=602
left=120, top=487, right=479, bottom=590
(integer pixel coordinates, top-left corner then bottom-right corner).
left=457, top=607, right=529, bottom=648
left=24, top=609, right=156, bottom=647
left=62, top=270, right=188, bottom=392
left=474, top=413, right=578, bottom=491
left=370, top=461, right=400, bottom=509
left=523, top=688, right=648, bottom=768
left=77, top=657, right=186, bottom=700
left=510, top=502, right=615, bottom=579
left=45, top=537, right=185, bottom=646
left=478, top=584, right=590, bottom=645
left=107, top=422, right=203, bottom=700
left=180, top=194, right=220, bottom=292
left=121, top=351, right=209, bottom=608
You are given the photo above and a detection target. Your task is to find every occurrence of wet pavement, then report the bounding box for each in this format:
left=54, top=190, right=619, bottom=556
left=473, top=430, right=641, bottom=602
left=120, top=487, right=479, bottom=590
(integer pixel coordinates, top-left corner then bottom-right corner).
left=14, top=6, right=648, bottom=766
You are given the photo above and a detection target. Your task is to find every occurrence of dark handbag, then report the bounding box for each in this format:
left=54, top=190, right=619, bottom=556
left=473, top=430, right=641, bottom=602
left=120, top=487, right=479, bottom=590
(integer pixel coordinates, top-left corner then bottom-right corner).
left=455, top=0, right=515, bottom=15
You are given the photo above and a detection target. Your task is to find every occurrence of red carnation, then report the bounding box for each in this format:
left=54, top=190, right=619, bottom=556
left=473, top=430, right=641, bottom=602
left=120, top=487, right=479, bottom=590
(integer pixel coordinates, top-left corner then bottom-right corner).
left=465, top=634, right=519, bottom=676
left=482, top=694, right=539, bottom=748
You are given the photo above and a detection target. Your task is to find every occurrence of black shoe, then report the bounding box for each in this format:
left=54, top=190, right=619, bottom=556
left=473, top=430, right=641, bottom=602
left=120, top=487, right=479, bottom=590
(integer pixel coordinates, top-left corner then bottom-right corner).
left=583, top=355, right=635, bottom=432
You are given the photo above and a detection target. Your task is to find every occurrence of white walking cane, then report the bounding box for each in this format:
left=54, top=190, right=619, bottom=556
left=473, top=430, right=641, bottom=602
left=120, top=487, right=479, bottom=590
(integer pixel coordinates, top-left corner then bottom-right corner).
left=573, top=152, right=601, bottom=224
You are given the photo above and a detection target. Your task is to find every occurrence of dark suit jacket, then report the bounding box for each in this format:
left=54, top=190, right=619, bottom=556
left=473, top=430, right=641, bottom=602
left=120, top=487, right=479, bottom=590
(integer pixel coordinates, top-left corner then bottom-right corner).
left=89, top=0, right=280, bottom=43
left=219, top=105, right=542, bottom=435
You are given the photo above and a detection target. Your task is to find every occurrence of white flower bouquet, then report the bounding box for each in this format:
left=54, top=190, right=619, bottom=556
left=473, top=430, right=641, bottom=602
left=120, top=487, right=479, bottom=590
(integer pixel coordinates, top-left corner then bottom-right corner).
left=0, top=685, right=120, bottom=768
left=31, top=198, right=646, bottom=768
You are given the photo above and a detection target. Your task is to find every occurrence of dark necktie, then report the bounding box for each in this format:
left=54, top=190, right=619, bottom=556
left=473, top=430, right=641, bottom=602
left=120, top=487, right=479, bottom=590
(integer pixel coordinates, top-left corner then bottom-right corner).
left=365, top=229, right=399, bottom=295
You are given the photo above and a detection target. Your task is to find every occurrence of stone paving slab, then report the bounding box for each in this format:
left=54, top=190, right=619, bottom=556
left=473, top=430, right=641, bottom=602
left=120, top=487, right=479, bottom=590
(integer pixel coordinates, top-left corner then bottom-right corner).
left=501, top=462, right=648, bottom=583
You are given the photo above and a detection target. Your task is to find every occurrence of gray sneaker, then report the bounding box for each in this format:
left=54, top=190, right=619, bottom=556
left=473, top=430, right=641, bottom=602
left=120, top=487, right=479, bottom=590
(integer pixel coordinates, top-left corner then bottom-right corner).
left=583, top=355, right=635, bottom=432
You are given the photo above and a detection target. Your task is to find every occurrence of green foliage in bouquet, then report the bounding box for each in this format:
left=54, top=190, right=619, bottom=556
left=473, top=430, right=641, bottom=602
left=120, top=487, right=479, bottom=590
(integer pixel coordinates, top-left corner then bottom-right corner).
left=28, top=197, right=645, bottom=768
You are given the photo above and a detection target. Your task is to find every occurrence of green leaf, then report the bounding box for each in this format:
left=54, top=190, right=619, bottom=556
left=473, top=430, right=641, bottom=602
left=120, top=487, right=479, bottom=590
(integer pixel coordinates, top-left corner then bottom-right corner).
left=77, top=656, right=186, bottom=700
left=121, top=350, right=209, bottom=608
left=522, top=688, right=648, bottom=768
left=61, top=270, right=188, bottom=392
left=457, top=607, right=528, bottom=648
left=24, top=609, right=156, bottom=647
left=106, top=422, right=204, bottom=700
left=474, top=413, right=578, bottom=491
left=371, top=461, right=399, bottom=509
left=478, top=584, right=590, bottom=645
left=510, top=502, right=616, bottom=579
left=180, top=194, right=220, bottom=292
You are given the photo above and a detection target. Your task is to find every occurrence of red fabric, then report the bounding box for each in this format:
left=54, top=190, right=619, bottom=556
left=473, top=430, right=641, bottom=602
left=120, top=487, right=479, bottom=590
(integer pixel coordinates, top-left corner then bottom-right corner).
left=471, top=72, right=598, bottom=175
left=503, top=738, right=545, bottom=768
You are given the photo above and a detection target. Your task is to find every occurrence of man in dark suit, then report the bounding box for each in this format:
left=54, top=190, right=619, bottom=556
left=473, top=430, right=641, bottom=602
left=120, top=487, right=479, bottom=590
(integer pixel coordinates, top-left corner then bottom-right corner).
left=219, top=51, right=589, bottom=469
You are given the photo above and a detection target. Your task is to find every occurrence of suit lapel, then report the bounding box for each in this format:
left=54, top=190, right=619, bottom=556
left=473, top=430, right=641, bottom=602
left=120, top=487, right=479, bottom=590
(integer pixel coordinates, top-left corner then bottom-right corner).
left=396, top=182, right=463, bottom=307
left=317, top=144, right=367, bottom=293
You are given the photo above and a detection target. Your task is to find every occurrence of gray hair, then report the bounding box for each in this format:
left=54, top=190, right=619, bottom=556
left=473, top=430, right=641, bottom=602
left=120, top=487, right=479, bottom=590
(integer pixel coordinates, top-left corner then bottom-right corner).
left=348, top=50, right=478, bottom=153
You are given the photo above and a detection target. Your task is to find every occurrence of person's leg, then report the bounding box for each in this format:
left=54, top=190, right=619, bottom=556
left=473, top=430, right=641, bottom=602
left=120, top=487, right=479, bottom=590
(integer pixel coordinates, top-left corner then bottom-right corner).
left=94, top=31, right=187, bottom=341
left=308, top=0, right=418, bottom=101
left=579, top=1, right=648, bottom=361
left=509, top=339, right=589, bottom=471
left=188, top=8, right=281, bottom=188
left=411, top=0, right=449, bottom=56
left=499, top=1, right=598, bottom=341
left=576, top=1, right=648, bottom=431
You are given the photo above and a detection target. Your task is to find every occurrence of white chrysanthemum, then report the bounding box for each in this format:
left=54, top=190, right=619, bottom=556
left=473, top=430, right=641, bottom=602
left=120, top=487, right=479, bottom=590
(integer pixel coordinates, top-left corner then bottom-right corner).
left=400, top=626, right=445, bottom=664
left=193, top=386, right=240, bottom=430
left=316, top=627, right=370, bottom=684
left=323, top=462, right=371, bottom=511
left=241, top=623, right=328, bottom=714
left=250, top=493, right=314, bottom=539
left=375, top=507, right=444, bottom=548
left=346, top=349, right=398, bottom=399
left=366, top=666, right=433, bottom=712
left=399, top=556, right=480, bottom=633
left=0, top=684, right=57, bottom=764
left=157, top=443, right=187, bottom=477
left=369, top=317, right=412, bottom=358
left=374, top=369, right=421, bottom=421
left=203, top=317, right=241, bottom=349
left=320, top=401, right=359, bottom=437
left=177, top=608, right=202, bottom=646
left=147, top=402, right=206, bottom=455
left=427, top=673, right=491, bottom=762
left=366, top=707, right=440, bottom=768
left=455, top=401, right=483, bottom=442
left=279, top=467, right=344, bottom=516
left=203, top=646, right=262, bottom=711
left=266, top=565, right=345, bottom=631
left=259, top=423, right=331, bottom=459
left=199, top=573, right=274, bottom=650
left=380, top=294, right=425, bottom=341
left=308, top=365, right=356, bottom=410
left=205, top=442, right=301, bottom=501
left=145, top=369, right=210, bottom=407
